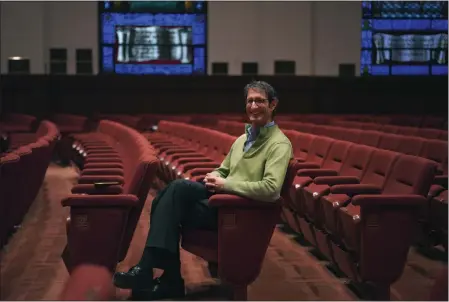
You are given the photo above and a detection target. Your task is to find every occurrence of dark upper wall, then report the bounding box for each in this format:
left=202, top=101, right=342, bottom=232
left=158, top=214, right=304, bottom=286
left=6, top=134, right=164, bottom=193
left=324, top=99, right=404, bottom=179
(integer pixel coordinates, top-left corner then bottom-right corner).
left=1, top=75, right=447, bottom=118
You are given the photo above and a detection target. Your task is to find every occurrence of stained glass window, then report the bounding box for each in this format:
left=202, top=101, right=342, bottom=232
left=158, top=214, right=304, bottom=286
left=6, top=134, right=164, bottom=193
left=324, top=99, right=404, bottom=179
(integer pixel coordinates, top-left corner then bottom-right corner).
left=361, top=1, right=448, bottom=76
left=99, top=1, right=207, bottom=75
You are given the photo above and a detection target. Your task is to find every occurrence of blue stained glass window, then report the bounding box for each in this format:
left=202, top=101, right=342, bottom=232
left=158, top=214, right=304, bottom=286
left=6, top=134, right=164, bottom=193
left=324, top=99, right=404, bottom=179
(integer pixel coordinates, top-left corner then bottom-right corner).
left=432, top=65, right=448, bottom=75
left=99, top=11, right=207, bottom=75
left=361, top=1, right=448, bottom=76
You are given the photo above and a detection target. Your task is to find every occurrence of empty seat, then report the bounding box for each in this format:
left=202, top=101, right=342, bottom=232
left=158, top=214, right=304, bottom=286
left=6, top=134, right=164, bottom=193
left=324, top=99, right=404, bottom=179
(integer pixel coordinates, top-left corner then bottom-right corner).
left=417, top=128, right=442, bottom=140
left=300, top=145, right=376, bottom=254
left=331, top=155, right=436, bottom=299
left=357, top=130, right=382, bottom=147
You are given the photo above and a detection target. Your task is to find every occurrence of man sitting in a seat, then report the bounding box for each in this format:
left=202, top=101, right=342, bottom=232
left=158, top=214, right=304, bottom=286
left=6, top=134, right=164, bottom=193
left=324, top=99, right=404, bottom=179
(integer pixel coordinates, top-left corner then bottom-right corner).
left=113, top=80, right=293, bottom=300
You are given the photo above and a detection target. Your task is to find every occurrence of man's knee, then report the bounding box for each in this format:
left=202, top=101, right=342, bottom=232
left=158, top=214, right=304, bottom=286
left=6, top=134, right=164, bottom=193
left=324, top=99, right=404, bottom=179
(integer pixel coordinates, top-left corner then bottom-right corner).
left=168, top=179, right=208, bottom=197
left=169, top=179, right=192, bottom=189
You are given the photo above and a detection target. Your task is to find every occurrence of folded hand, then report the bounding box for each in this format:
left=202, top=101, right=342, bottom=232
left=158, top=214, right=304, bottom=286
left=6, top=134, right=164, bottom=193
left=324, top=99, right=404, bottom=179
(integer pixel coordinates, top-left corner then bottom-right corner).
left=204, top=174, right=226, bottom=193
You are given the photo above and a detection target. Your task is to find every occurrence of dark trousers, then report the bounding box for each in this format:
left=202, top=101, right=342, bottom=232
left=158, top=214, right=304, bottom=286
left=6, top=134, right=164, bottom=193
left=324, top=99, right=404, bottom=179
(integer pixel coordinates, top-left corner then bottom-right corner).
left=145, top=179, right=218, bottom=260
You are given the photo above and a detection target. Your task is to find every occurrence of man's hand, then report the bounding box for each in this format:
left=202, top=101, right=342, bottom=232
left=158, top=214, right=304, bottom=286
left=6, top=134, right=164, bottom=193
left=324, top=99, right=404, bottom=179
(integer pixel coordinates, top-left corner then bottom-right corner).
left=204, top=174, right=226, bottom=193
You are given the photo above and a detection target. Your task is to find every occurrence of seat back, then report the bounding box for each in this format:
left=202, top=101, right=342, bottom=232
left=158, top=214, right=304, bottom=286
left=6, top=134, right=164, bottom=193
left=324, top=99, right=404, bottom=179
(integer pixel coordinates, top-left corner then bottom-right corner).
left=383, top=155, right=437, bottom=195
left=381, top=125, right=400, bottom=134
left=296, top=122, right=315, bottom=134
left=361, top=122, right=383, bottom=131
left=396, top=126, right=419, bottom=136
left=357, top=130, right=382, bottom=147
left=0, top=153, right=21, bottom=248
left=304, top=136, right=334, bottom=165
left=338, top=128, right=362, bottom=143
left=394, top=136, right=425, bottom=156
left=281, top=159, right=303, bottom=198
left=419, top=139, right=448, bottom=175
left=360, top=149, right=400, bottom=187
left=290, top=132, right=315, bottom=160
left=378, top=133, right=401, bottom=152
left=321, top=140, right=352, bottom=171
left=417, top=128, right=442, bottom=140
left=339, top=144, right=375, bottom=178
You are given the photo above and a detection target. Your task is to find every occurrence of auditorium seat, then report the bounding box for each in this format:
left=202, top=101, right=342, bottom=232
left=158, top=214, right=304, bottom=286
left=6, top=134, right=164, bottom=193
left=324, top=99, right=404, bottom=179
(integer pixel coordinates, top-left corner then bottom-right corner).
left=428, top=190, right=448, bottom=250
left=8, top=120, right=59, bottom=150
left=52, top=113, right=89, bottom=133
left=181, top=160, right=300, bottom=300
left=0, top=113, right=37, bottom=133
left=0, top=120, right=59, bottom=249
left=326, top=154, right=436, bottom=299
left=356, top=130, right=382, bottom=147
left=419, top=139, right=448, bottom=198
left=138, top=114, right=193, bottom=131
left=316, top=149, right=400, bottom=241
left=286, top=136, right=334, bottom=228
left=380, top=125, right=400, bottom=134
left=395, top=125, right=419, bottom=136
left=421, top=116, right=445, bottom=130
left=297, top=144, right=376, bottom=252
left=0, top=153, right=21, bottom=248
left=283, top=130, right=316, bottom=160
left=146, top=121, right=236, bottom=184
left=361, top=122, right=383, bottom=131
left=378, top=134, right=425, bottom=156
left=290, top=140, right=353, bottom=241
left=417, top=128, right=445, bottom=140
left=174, top=132, right=235, bottom=180
left=62, top=120, right=159, bottom=273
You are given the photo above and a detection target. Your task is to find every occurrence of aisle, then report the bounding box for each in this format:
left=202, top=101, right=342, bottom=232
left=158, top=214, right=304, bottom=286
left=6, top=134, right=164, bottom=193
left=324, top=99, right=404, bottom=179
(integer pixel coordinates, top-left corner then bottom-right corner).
left=0, top=164, right=445, bottom=300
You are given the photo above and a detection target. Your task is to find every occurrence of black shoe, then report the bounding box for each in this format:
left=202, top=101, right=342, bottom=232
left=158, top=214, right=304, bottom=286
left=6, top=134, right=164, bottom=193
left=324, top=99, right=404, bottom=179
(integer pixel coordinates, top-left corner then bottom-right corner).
left=130, top=276, right=185, bottom=301
left=113, top=266, right=154, bottom=290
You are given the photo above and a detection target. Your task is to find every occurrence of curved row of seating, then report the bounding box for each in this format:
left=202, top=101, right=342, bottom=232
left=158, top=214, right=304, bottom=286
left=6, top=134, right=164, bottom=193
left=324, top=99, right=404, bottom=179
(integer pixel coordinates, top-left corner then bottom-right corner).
left=282, top=132, right=439, bottom=299
left=0, top=113, right=38, bottom=133
left=212, top=113, right=448, bottom=130
left=145, top=120, right=444, bottom=300
left=220, top=119, right=448, bottom=142
left=329, top=120, right=448, bottom=140
left=337, top=114, right=447, bottom=130
left=144, top=122, right=235, bottom=185
left=217, top=120, right=448, bottom=184
left=217, top=120, right=448, bottom=249
left=61, top=120, right=159, bottom=273
left=0, top=120, right=59, bottom=249
left=3, top=112, right=447, bottom=135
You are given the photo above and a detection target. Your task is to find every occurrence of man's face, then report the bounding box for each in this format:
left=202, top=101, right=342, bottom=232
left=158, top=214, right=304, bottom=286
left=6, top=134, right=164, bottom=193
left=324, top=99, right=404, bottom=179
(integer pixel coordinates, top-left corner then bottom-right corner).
left=245, top=88, right=277, bottom=127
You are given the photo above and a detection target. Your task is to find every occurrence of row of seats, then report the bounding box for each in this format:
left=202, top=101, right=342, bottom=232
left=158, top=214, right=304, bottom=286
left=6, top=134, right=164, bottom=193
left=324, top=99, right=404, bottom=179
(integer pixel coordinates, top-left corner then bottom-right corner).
left=282, top=131, right=439, bottom=299
left=143, top=121, right=299, bottom=300
left=0, top=113, right=38, bottom=133
left=217, top=120, right=448, bottom=181
left=337, top=114, right=447, bottom=129
left=213, top=114, right=447, bottom=130
left=0, top=121, right=59, bottom=249
left=61, top=120, right=159, bottom=273
left=219, top=120, right=448, bottom=145
left=145, top=120, right=444, bottom=300
left=3, top=112, right=447, bottom=134
left=217, top=120, right=448, bottom=249
left=329, top=120, right=448, bottom=140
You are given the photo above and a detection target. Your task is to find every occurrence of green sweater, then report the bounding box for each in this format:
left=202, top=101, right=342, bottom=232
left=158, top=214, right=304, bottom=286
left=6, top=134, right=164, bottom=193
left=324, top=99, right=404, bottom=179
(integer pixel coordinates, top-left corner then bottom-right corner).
left=212, top=124, right=293, bottom=202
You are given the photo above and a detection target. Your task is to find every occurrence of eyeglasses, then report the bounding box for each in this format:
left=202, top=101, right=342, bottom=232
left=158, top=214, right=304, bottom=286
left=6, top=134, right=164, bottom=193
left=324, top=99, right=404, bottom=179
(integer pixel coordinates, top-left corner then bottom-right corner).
left=246, top=98, right=268, bottom=106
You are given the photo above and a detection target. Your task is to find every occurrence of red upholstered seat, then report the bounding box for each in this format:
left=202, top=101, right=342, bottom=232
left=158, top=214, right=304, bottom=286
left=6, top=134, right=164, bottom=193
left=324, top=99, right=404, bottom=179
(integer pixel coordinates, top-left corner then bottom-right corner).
left=181, top=160, right=300, bottom=300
